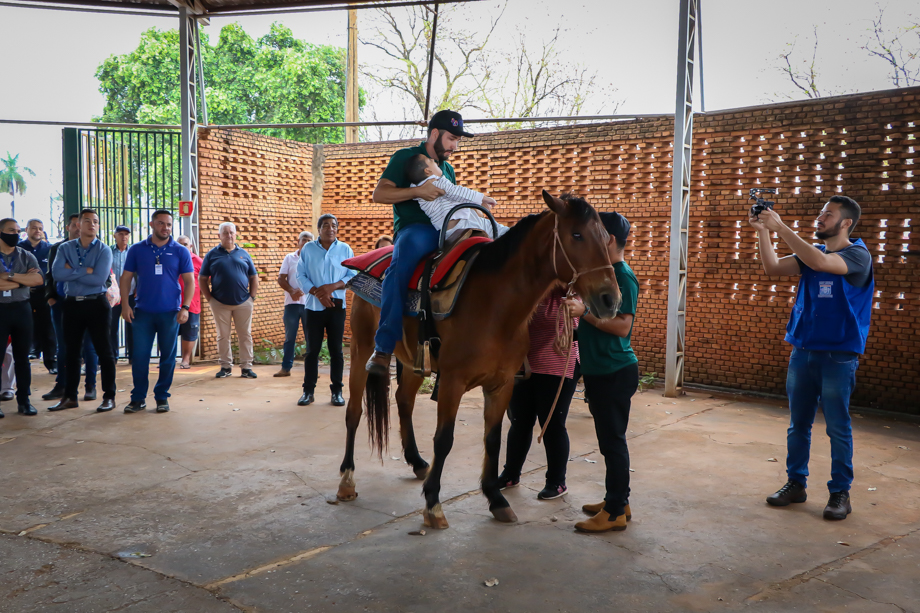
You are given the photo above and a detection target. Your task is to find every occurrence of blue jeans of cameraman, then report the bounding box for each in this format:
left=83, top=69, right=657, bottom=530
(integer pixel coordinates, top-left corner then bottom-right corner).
left=785, top=347, right=858, bottom=493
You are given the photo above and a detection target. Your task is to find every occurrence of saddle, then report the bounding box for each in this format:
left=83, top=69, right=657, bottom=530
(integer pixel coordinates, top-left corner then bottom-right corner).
left=344, top=204, right=499, bottom=381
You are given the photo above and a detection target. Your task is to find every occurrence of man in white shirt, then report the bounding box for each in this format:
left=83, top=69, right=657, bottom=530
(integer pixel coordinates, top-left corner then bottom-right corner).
left=407, top=154, right=507, bottom=241
left=275, top=231, right=313, bottom=377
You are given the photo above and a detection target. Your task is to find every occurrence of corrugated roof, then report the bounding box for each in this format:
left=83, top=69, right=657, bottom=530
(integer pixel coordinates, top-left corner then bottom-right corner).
left=23, top=0, right=471, bottom=15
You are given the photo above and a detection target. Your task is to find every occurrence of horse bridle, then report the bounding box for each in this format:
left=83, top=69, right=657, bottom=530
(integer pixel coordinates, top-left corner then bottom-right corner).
left=552, top=214, right=615, bottom=295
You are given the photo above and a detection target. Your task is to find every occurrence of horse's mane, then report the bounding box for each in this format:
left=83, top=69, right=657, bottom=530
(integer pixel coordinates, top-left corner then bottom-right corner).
left=472, top=195, right=594, bottom=274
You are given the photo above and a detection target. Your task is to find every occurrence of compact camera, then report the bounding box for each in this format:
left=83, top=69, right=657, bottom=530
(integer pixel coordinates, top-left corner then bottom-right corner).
left=749, top=188, right=777, bottom=217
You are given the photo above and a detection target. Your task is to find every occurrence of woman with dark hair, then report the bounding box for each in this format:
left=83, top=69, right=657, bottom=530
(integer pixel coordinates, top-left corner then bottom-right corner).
left=374, top=235, right=393, bottom=250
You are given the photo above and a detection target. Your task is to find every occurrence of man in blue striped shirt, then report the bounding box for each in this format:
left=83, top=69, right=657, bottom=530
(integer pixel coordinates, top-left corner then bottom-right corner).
left=48, top=209, right=117, bottom=413
left=295, top=214, right=355, bottom=406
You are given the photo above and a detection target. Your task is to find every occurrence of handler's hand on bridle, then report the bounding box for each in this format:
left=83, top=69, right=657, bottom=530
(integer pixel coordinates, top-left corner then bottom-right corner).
left=563, top=298, right=586, bottom=318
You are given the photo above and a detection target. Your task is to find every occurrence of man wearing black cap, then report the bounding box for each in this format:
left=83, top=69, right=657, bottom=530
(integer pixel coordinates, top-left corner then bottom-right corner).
left=366, top=110, right=476, bottom=374
left=110, top=225, right=132, bottom=361
left=564, top=211, right=641, bottom=534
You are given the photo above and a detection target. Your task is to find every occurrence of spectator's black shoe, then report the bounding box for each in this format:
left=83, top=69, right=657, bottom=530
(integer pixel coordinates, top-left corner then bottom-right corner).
left=331, top=391, right=345, bottom=406
left=84, top=388, right=97, bottom=401
left=124, top=400, right=147, bottom=413
left=496, top=471, right=521, bottom=490
left=537, top=483, right=568, bottom=500
left=824, top=491, right=852, bottom=520
left=216, top=368, right=232, bottom=379
left=48, top=398, right=79, bottom=411
left=28, top=352, right=39, bottom=360
left=96, top=399, right=115, bottom=413
left=155, top=399, right=170, bottom=413
left=767, top=480, right=808, bottom=506
left=42, top=385, right=66, bottom=401
left=0, top=391, right=14, bottom=402
left=48, top=367, right=58, bottom=375
left=18, top=404, right=38, bottom=416
left=297, top=393, right=314, bottom=406
left=0, top=407, right=4, bottom=418
left=241, top=369, right=258, bottom=379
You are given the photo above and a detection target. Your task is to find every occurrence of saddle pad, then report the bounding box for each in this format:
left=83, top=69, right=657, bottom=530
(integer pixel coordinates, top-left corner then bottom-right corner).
left=342, top=236, right=491, bottom=290
left=348, top=273, right=422, bottom=316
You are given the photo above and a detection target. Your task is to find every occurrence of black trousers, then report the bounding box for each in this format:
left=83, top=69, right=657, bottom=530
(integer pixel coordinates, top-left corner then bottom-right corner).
left=0, top=300, right=34, bottom=405
left=63, top=297, right=117, bottom=401
left=110, top=294, right=134, bottom=360
left=583, top=363, right=640, bottom=519
left=503, top=371, right=579, bottom=487
left=303, top=301, right=346, bottom=394
left=30, top=288, right=55, bottom=369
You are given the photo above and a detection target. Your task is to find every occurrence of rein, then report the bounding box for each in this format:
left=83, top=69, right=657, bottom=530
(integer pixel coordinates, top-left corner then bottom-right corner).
left=537, top=216, right=614, bottom=444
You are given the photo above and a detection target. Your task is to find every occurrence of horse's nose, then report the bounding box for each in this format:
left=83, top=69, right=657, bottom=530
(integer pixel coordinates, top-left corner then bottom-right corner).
left=601, top=292, right=617, bottom=311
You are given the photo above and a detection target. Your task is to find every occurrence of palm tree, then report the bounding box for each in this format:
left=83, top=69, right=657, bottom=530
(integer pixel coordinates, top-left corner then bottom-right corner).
left=0, top=152, right=36, bottom=219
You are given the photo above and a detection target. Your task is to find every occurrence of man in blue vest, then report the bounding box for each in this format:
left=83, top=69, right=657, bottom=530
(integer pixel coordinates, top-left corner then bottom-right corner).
left=751, top=196, right=873, bottom=521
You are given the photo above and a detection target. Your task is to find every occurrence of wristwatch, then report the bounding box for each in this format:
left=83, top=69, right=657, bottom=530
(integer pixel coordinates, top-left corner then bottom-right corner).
left=6, top=272, right=13, bottom=281
left=181, top=305, right=190, bottom=311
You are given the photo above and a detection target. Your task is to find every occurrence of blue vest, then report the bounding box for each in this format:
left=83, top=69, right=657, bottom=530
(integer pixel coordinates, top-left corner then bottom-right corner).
left=784, top=238, right=873, bottom=354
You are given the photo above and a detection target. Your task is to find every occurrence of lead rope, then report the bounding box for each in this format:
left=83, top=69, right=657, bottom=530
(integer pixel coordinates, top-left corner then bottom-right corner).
left=537, top=217, right=614, bottom=444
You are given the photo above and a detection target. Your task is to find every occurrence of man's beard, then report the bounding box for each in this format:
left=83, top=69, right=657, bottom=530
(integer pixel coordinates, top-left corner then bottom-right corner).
left=433, top=133, right=451, bottom=161
left=815, top=219, right=844, bottom=240
left=155, top=229, right=171, bottom=240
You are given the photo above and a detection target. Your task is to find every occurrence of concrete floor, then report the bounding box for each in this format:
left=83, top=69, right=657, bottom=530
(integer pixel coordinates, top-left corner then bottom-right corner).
left=1, top=362, right=918, bottom=613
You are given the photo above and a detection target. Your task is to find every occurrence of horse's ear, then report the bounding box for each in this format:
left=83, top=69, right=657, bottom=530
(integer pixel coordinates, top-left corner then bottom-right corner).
left=542, top=190, right=568, bottom=216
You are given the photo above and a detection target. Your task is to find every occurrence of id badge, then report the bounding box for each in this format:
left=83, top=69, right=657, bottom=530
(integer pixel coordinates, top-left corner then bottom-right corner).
left=2, top=290, right=10, bottom=297
left=155, top=264, right=163, bottom=276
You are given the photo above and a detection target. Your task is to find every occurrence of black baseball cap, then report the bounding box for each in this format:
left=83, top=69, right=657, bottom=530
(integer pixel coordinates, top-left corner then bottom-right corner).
left=599, top=212, right=631, bottom=245
left=428, top=110, right=474, bottom=138
left=114, top=225, right=130, bottom=234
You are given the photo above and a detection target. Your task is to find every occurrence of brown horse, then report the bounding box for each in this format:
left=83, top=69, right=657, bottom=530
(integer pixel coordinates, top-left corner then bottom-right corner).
left=337, top=191, right=620, bottom=528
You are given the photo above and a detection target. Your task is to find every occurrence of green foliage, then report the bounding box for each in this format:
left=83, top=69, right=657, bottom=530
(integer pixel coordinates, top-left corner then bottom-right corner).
left=250, top=338, right=330, bottom=365
left=418, top=376, right=436, bottom=395
left=0, top=152, right=36, bottom=197
left=95, top=22, right=364, bottom=144
left=639, top=372, right=658, bottom=392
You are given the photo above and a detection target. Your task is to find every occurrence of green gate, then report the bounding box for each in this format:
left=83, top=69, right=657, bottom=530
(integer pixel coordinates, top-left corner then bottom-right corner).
left=62, top=127, right=181, bottom=242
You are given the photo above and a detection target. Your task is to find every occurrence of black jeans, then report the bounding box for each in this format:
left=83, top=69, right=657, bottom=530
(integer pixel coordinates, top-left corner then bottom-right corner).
left=30, top=288, right=55, bottom=369
left=303, top=301, right=346, bottom=394
left=503, top=371, right=579, bottom=487
left=63, top=296, right=117, bottom=401
left=110, top=294, right=135, bottom=361
left=583, top=363, right=640, bottom=519
left=0, top=300, right=34, bottom=404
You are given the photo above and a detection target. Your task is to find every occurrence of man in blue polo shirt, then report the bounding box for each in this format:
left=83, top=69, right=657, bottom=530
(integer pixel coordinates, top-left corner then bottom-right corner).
left=751, top=196, right=873, bottom=522
left=19, top=218, right=55, bottom=373
left=120, top=209, right=194, bottom=414
left=48, top=209, right=117, bottom=413
left=200, top=222, right=259, bottom=379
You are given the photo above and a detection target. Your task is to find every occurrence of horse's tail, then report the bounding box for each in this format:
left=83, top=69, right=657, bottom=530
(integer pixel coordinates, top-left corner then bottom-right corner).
left=365, top=369, right=390, bottom=458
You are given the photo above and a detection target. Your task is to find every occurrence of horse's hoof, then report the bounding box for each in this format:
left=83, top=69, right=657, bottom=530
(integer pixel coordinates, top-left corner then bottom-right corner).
left=491, top=506, right=518, bottom=523
left=413, top=464, right=430, bottom=480
left=422, top=504, right=449, bottom=530
left=336, top=488, right=358, bottom=502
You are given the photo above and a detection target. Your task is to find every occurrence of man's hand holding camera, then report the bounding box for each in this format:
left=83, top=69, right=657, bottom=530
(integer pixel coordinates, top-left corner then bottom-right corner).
left=749, top=207, right=785, bottom=233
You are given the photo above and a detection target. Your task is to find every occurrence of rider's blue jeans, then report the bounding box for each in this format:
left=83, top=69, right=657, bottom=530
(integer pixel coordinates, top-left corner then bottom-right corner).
left=374, top=223, right=440, bottom=354
left=785, top=347, right=858, bottom=493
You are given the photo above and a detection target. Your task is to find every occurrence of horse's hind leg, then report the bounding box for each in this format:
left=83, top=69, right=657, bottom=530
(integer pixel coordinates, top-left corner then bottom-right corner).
left=422, top=376, right=464, bottom=530
left=395, top=366, right=429, bottom=479
left=482, top=381, right=517, bottom=523
left=337, top=299, right=377, bottom=501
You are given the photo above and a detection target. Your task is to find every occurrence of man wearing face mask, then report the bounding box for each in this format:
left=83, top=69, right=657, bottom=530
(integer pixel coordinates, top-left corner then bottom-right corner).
left=365, top=110, right=496, bottom=375
left=751, top=196, right=873, bottom=522
left=0, top=218, right=45, bottom=417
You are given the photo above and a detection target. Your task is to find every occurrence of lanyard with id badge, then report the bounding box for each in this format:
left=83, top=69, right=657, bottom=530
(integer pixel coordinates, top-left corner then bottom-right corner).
left=150, top=240, right=168, bottom=275
left=1, top=251, right=16, bottom=297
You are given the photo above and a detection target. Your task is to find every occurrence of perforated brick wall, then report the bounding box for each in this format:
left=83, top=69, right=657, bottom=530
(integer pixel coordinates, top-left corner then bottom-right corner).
left=197, top=128, right=314, bottom=360
left=318, top=87, right=920, bottom=414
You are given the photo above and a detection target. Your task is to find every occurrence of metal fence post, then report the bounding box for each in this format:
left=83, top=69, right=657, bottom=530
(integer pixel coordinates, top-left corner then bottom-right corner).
left=179, top=6, right=199, bottom=241
left=665, top=0, right=699, bottom=397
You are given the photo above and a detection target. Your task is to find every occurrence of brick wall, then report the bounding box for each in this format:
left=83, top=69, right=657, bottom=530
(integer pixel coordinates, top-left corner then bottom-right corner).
left=316, top=87, right=920, bottom=414
left=197, top=128, right=314, bottom=359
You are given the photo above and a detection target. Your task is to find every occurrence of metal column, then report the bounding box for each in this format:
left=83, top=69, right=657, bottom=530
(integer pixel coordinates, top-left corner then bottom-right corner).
left=179, top=6, right=199, bottom=244
left=664, top=0, right=699, bottom=397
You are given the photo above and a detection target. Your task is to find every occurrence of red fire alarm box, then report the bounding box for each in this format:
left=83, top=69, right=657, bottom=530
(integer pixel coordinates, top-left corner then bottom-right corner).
left=178, top=201, right=194, bottom=217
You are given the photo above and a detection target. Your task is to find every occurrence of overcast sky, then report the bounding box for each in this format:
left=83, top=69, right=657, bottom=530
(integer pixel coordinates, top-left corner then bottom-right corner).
left=0, top=0, right=915, bottom=230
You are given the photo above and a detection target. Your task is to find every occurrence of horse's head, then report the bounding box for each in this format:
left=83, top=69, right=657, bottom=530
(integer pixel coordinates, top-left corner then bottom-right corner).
left=542, top=190, right=621, bottom=319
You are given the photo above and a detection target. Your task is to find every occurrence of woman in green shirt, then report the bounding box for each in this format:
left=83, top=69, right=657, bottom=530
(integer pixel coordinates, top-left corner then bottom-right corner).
left=565, top=212, right=640, bottom=533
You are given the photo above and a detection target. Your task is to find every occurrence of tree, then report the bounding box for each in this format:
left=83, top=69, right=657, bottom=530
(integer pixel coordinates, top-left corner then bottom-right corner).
left=862, top=6, right=920, bottom=87
left=359, top=3, right=614, bottom=137
left=0, top=152, right=35, bottom=220
left=96, top=22, right=363, bottom=144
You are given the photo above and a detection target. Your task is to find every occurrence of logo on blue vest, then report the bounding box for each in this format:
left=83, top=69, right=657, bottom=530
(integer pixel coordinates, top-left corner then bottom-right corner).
left=818, top=281, right=834, bottom=298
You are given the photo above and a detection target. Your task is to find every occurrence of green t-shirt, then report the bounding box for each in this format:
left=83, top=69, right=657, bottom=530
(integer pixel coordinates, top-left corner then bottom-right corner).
left=577, top=261, right=640, bottom=376
left=380, top=141, right=456, bottom=235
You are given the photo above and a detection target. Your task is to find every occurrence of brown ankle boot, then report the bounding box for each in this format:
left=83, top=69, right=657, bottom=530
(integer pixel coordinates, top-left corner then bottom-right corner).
left=581, top=502, right=631, bottom=521
left=574, top=509, right=628, bottom=533
left=365, top=351, right=391, bottom=375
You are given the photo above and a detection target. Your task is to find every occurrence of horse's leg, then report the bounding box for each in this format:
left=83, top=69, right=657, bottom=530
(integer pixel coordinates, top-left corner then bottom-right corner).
left=337, top=299, right=377, bottom=501
left=394, top=366, right=429, bottom=479
left=482, top=381, right=518, bottom=523
left=421, top=376, right=464, bottom=530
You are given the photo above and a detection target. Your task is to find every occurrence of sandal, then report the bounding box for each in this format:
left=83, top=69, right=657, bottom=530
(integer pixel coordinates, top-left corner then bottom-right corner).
left=179, top=363, right=191, bottom=369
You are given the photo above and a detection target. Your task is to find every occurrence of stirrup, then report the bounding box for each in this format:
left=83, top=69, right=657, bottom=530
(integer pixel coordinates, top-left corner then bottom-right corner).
left=414, top=341, right=432, bottom=377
